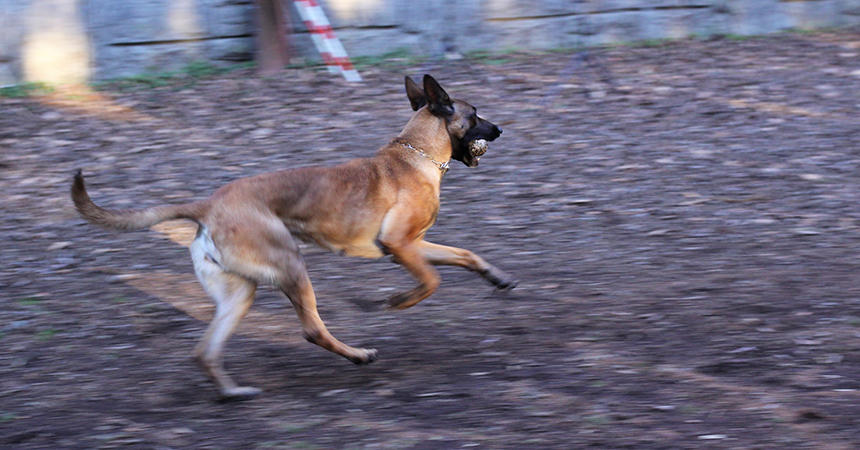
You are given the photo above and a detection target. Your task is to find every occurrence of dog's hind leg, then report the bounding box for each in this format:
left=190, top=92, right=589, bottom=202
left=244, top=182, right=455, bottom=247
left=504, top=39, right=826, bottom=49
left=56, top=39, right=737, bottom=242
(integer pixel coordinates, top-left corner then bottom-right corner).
left=191, top=234, right=260, bottom=399
left=278, top=268, right=378, bottom=365
left=416, top=240, right=518, bottom=290
left=211, top=214, right=376, bottom=370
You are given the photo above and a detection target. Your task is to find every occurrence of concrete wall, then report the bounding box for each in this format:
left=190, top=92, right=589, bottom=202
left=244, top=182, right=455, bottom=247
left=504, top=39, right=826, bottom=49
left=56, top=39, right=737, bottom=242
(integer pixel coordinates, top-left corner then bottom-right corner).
left=1, top=0, right=859, bottom=85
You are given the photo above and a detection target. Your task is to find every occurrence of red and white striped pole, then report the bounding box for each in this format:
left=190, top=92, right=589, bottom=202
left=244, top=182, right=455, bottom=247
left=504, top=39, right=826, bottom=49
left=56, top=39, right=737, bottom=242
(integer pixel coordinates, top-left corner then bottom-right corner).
left=292, top=0, right=362, bottom=82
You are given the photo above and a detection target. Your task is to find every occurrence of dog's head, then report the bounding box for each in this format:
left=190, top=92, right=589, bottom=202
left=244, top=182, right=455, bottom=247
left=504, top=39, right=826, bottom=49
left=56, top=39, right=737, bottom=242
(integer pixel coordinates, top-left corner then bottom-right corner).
left=405, top=75, right=502, bottom=167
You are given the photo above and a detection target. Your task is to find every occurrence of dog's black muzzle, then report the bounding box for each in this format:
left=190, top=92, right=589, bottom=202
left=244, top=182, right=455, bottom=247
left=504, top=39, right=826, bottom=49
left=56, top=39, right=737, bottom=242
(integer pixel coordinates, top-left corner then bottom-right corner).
left=454, top=119, right=502, bottom=167
left=489, top=124, right=502, bottom=141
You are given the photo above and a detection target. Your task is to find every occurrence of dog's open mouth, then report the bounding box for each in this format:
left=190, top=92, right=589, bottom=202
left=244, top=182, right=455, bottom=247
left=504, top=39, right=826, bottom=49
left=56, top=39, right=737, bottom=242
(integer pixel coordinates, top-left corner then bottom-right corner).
left=466, top=139, right=489, bottom=167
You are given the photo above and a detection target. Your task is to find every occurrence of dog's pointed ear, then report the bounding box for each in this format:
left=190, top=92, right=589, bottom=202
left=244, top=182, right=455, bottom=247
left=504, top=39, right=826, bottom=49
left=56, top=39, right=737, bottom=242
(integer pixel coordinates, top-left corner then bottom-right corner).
left=423, top=74, right=454, bottom=116
left=405, top=76, right=426, bottom=111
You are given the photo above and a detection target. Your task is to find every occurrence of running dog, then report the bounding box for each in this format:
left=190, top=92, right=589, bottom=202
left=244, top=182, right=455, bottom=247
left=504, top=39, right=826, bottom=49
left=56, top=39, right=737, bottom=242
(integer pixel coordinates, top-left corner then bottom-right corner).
left=71, top=75, right=516, bottom=399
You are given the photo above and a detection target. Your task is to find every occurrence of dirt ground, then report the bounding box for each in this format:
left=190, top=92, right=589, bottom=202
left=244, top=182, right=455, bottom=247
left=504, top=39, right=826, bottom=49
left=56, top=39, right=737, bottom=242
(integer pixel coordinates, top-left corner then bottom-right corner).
left=2, top=31, right=859, bottom=448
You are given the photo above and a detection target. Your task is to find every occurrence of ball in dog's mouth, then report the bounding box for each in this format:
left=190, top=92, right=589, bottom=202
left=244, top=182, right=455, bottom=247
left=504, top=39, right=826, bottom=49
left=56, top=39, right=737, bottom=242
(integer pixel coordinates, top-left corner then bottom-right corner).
left=468, top=139, right=489, bottom=160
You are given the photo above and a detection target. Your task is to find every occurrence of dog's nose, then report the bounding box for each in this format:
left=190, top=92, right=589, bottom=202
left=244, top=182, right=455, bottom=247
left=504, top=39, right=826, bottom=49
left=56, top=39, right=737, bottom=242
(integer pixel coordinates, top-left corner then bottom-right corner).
left=494, top=125, right=502, bottom=136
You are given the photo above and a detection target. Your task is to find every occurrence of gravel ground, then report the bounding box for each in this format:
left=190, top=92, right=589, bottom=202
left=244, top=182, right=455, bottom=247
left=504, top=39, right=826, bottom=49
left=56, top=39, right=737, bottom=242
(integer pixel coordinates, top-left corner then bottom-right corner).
left=1, top=31, right=859, bottom=448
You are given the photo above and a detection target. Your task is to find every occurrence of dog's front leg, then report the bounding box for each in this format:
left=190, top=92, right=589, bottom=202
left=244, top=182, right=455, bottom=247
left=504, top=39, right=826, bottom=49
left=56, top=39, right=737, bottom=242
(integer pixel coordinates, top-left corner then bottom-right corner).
left=416, top=240, right=518, bottom=290
left=383, top=243, right=441, bottom=310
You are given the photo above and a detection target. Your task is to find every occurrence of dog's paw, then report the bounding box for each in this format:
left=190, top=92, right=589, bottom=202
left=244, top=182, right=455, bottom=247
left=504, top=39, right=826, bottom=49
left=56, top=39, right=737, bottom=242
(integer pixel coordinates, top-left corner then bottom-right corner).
left=494, top=277, right=518, bottom=291
left=348, top=348, right=378, bottom=365
left=219, top=386, right=262, bottom=401
left=482, top=269, right=518, bottom=291
left=386, top=291, right=415, bottom=310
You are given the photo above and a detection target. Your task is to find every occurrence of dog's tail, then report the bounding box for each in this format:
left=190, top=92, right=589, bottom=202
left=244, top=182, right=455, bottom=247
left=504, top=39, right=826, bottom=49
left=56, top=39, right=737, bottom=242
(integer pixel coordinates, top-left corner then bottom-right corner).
left=71, top=169, right=208, bottom=231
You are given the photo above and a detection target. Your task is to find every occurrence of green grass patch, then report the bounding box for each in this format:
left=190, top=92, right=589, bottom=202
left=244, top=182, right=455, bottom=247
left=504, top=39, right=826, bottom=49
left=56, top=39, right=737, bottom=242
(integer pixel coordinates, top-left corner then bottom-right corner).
left=37, top=329, right=57, bottom=341
left=106, top=72, right=175, bottom=89
left=183, top=60, right=228, bottom=78
left=351, top=48, right=427, bottom=69
left=97, top=60, right=253, bottom=91
left=464, top=49, right=515, bottom=65
left=632, top=38, right=674, bottom=48
left=785, top=27, right=840, bottom=36
left=279, top=424, right=307, bottom=434
left=721, top=33, right=758, bottom=41
left=605, top=37, right=678, bottom=49
left=18, top=297, right=42, bottom=306
left=543, top=46, right=583, bottom=55
left=584, top=414, right=609, bottom=425
left=0, top=82, right=54, bottom=98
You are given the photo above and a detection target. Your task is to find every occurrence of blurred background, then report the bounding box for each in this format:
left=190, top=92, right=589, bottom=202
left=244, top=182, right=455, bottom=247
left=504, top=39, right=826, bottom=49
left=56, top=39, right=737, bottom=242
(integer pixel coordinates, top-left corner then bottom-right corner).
left=1, top=0, right=859, bottom=84
left=1, top=1, right=859, bottom=449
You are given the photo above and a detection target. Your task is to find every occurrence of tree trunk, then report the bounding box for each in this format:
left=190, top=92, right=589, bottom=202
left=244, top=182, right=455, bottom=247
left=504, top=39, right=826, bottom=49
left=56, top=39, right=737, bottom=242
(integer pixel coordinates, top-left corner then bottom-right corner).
left=255, top=0, right=291, bottom=75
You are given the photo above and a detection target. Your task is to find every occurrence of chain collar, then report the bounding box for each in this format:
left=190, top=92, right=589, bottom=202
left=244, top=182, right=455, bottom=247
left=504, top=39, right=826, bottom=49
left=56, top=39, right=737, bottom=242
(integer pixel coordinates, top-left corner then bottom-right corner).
left=393, top=139, right=449, bottom=175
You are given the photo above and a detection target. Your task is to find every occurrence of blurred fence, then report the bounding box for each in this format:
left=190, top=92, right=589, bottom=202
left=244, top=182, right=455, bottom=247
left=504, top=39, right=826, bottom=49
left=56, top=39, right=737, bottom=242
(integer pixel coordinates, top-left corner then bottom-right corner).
left=1, top=0, right=858, bottom=84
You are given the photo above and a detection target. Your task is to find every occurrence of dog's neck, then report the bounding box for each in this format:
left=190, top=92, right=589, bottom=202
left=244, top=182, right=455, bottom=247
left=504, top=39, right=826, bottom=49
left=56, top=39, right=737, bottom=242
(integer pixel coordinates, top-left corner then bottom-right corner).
left=392, top=139, right=449, bottom=174
left=395, top=109, right=452, bottom=163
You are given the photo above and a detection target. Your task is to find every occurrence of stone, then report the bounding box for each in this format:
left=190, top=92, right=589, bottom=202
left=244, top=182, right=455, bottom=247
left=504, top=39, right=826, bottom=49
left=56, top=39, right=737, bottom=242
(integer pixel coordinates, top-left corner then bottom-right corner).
left=47, top=241, right=71, bottom=251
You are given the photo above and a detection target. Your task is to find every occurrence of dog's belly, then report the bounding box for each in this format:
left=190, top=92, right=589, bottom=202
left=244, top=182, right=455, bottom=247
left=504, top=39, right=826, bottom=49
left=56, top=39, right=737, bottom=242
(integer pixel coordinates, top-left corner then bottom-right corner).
left=286, top=221, right=385, bottom=259
left=338, top=243, right=385, bottom=258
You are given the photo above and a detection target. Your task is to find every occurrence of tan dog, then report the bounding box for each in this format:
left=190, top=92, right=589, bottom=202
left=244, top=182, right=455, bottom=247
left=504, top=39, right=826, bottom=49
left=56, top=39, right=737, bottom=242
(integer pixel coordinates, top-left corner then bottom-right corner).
left=71, top=75, right=516, bottom=399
